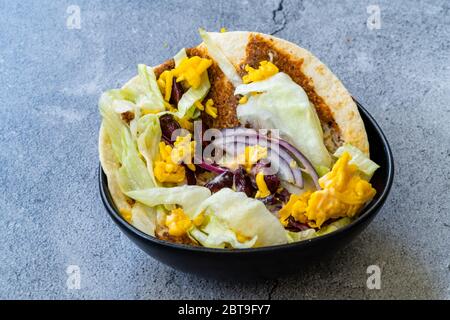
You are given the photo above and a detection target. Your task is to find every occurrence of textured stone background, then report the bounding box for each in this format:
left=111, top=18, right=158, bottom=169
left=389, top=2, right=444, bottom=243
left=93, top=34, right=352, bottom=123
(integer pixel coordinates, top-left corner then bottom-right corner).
left=0, top=0, right=449, bottom=299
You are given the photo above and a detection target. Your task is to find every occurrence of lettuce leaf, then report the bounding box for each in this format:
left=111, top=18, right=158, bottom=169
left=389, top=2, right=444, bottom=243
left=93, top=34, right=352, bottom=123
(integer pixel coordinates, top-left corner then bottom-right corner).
left=286, top=229, right=317, bottom=243
left=137, top=114, right=161, bottom=186
left=99, top=92, right=154, bottom=193
left=334, top=144, right=379, bottom=179
left=127, top=187, right=286, bottom=248
left=106, top=87, right=141, bottom=140
left=104, top=65, right=165, bottom=116
left=115, top=128, right=154, bottom=193
left=174, top=48, right=188, bottom=67
left=193, top=188, right=287, bottom=247
left=131, top=202, right=157, bottom=236
left=198, top=29, right=242, bottom=88
left=108, top=88, right=136, bottom=102
left=315, top=217, right=352, bottom=236
left=111, top=98, right=135, bottom=114
left=190, top=216, right=257, bottom=249
left=136, top=64, right=165, bottom=113
left=125, top=186, right=211, bottom=218
left=129, top=105, right=141, bottom=140
left=176, top=71, right=210, bottom=118
left=99, top=92, right=127, bottom=160
left=235, top=72, right=332, bottom=169
left=286, top=217, right=353, bottom=243
left=173, top=43, right=214, bottom=118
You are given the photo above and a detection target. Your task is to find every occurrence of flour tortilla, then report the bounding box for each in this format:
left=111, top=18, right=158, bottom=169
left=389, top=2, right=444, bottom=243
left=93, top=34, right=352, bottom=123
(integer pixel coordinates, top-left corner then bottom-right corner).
left=99, top=31, right=369, bottom=231
left=198, top=31, right=369, bottom=155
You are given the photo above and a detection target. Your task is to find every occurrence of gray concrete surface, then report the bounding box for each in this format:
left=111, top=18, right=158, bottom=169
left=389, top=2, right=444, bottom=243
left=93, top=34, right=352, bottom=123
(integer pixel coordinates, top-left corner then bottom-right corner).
left=0, top=0, right=449, bottom=299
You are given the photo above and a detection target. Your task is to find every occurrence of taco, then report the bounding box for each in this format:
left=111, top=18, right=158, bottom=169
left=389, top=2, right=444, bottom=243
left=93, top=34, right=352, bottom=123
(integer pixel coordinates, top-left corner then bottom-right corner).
left=98, top=30, right=380, bottom=248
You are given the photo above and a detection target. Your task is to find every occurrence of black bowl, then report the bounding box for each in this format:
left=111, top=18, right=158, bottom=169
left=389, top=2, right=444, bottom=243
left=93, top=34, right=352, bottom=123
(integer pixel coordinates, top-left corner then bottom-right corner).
left=99, top=100, right=394, bottom=280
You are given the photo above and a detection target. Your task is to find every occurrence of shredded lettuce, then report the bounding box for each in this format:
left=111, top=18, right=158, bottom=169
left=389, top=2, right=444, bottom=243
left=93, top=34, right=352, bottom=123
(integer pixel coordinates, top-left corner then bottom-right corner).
left=125, top=186, right=211, bottom=218
left=99, top=92, right=154, bottom=193
left=136, top=64, right=165, bottom=113
left=99, top=92, right=126, bottom=159
left=116, top=130, right=154, bottom=193
left=173, top=46, right=210, bottom=118
left=105, top=65, right=165, bottom=115
left=316, top=165, right=331, bottom=177
left=176, top=71, right=210, bottom=118
left=108, top=88, right=136, bottom=102
left=334, top=144, right=379, bottom=179
left=105, top=88, right=141, bottom=140
left=191, top=107, right=201, bottom=119
left=174, top=48, right=188, bottom=67
left=193, top=188, right=287, bottom=247
left=173, top=42, right=218, bottom=118
left=190, top=216, right=257, bottom=249
left=129, top=105, right=141, bottom=140
left=286, top=217, right=353, bottom=243
left=126, top=186, right=286, bottom=248
left=286, top=229, right=317, bottom=243
left=137, top=114, right=161, bottom=186
left=235, top=72, right=332, bottom=169
left=315, top=217, right=352, bottom=236
left=111, top=99, right=134, bottom=114
left=198, top=29, right=242, bottom=88
left=131, top=202, right=157, bottom=236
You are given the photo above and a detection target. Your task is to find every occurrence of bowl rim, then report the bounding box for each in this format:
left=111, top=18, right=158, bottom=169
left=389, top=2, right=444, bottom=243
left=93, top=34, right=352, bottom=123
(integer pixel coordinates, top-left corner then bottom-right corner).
left=99, top=100, right=394, bottom=254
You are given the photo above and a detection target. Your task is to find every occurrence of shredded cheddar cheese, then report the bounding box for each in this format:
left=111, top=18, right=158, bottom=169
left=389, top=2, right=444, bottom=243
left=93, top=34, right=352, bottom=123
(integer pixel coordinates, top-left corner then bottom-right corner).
left=236, top=232, right=251, bottom=243
left=306, top=152, right=376, bottom=227
left=278, top=152, right=376, bottom=228
left=237, top=145, right=268, bottom=172
left=156, top=55, right=212, bottom=102
left=171, top=134, right=196, bottom=171
left=157, top=70, right=173, bottom=101
left=204, top=99, right=217, bottom=118
left=142, top=109, right=160, bottom=115
left=194, top=100, right=205, bottom=111
left=164, top=101, right=177, bottom=112
left=157, top=78, right=166, bottom=93
left=239, top=95, right=248, bottom=104
left=177, top=116, right=194, bottom=131
left=165, top=208, right=192, bottom=236
left=164, top=72, right=173, bottom=101
left=246, top=145, right=267, bottom=165
left=192, top=212, right=205, bottom=226
left=255, top=172, right=271, bottom=198
left=119, top=208, right=132, bottom=223
left=242, top=61, right=279, bottom=84
left=278, top=192, right=311, bottom=226
left=154, top=142, right=185, bottom=183
left=171, top=56, right=212, bottom=89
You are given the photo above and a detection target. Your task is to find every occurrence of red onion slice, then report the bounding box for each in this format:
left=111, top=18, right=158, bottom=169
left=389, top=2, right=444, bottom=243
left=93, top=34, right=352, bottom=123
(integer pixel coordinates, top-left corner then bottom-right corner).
left=219, top=128, right=320, bottom=190
left=274, top=139, right=320, bottom=190
left=217, top=141, right=299, bottom=187
left=212, top=137, right=303, bottom=188
left=196, top=159, right=227, bottom=174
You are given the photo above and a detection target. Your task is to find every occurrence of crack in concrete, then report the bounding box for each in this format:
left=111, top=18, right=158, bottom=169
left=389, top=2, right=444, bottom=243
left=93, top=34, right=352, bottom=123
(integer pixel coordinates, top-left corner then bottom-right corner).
left=270, top=0, right=287, bottom=35
left=267, top=279, right=279, bottom=300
